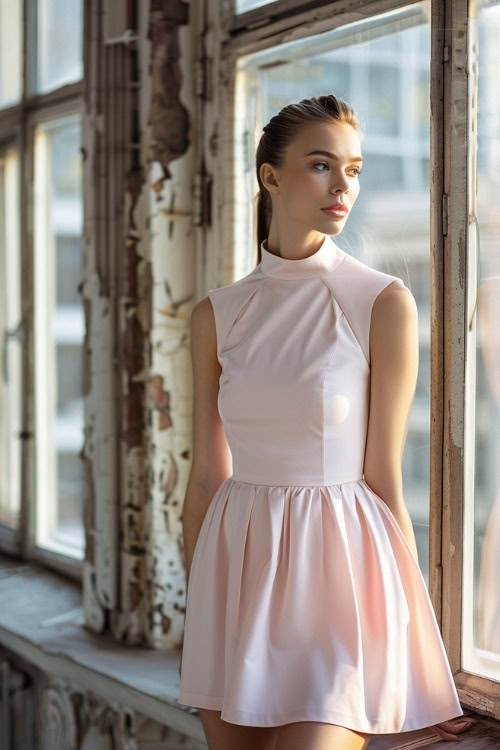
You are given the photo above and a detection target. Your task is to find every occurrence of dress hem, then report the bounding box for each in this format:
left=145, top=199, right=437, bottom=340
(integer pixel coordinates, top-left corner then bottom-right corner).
left=176, top=692, right=464, bottom=734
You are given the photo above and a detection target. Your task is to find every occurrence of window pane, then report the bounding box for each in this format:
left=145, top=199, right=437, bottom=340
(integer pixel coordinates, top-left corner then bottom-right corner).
left=235, top=1, right=432, bottom=579
left=33, top=114, right=85, bottom=557
left=36, top=0, right=83, bottom=93
left=0, top=0, right=22, bottom=107
left=235, top=0, right=276, bottom=12
left=0, top=149, right=22, bottom=527
left=463, top=0, right=500, bottom=683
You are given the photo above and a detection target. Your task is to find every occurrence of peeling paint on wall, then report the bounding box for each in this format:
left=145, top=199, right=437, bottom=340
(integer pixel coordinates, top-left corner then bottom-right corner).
left=83, top=0, right=195, bottom=649
left=151, top=375, right=172, bottom=429
left=148, top=0, right=190, bottom=184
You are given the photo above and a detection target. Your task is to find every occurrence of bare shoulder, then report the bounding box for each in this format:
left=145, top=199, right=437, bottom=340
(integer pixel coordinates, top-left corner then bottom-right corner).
left=190, top=296, right=218, bottom=372
left=370, top=282, right=418, bottom=356
left=372, top=282, right=417, bottom=327
left=191, top=295, right=216, bottom=340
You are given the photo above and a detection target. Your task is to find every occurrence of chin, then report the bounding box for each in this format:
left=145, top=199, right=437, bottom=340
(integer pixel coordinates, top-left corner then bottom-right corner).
left=325, top=222, right=345, bottom=236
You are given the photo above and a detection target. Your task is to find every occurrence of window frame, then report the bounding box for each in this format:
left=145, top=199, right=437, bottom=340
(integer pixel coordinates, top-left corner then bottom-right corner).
left=206, top=0, right=498, bottom=719
left=0, top=139, right=23, bottom=557
left=0, top=0, right=84, bottom=581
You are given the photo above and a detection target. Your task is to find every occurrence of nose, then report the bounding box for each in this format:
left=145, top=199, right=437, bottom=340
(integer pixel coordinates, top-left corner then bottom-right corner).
left=329, top=169, right=350, bottom=193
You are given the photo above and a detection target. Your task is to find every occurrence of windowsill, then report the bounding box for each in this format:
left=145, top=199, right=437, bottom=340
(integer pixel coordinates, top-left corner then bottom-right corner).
left=0, top=554, right=205, bottom=745
left=2, top=554, right=500, bottom=749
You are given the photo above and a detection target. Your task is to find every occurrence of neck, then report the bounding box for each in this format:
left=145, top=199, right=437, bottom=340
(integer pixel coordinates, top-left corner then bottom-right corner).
left=260, top=234, right=345, bottom=280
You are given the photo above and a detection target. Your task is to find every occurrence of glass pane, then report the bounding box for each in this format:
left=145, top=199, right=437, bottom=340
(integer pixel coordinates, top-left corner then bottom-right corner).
left=0, top=0, right=22, bottom=107
left=36, top=0, right=83, bottom=93
left=0, top=148, right=22, bottom=527
left=235, top=2, right=433, bottom=580
left=33, top=114, right=85, bottom=557
left=235, top=0, right=277, bottom=12
left=463, top=0, right=500, bottom=683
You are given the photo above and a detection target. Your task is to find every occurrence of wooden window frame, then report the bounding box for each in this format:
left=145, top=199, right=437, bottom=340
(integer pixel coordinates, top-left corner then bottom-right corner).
left=199, top=0, right=497, bottom=719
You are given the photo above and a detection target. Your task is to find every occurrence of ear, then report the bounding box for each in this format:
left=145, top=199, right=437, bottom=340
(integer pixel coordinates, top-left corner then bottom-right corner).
left=260, top=162, right=280, bottom=194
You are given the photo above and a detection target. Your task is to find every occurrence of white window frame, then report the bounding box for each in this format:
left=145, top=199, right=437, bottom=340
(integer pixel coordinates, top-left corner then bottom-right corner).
left=0, top=0, right=84, bottom=580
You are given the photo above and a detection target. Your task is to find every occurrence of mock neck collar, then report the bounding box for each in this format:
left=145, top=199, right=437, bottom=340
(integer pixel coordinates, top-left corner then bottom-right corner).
left=260, top=234, right=345, bottom=280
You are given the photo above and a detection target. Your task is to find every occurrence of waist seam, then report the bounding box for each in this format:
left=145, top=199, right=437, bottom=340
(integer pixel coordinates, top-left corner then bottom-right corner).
left=228, top=475, right=364, bottom=488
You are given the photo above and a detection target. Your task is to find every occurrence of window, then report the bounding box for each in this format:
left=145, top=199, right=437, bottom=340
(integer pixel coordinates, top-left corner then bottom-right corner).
left=0, top=150, right=22, bottom=531
left=36, top=0, right=83, bottom=93
left=235, top=0, right=276, bottom=13
left=0, top=0, right=22, bottom=107
left=220, top=0, right=500, bottom=717
left=463, top=0, right=500, bottom=683
left=0, top=0, right=84, bottom=570
left=233, top=1, right=433, bottom=569
left=33, top=114, right=85, bottom=556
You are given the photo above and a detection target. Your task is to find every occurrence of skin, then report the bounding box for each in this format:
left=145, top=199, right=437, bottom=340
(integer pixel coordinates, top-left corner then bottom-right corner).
left=181, top=120, right=475, bottom=748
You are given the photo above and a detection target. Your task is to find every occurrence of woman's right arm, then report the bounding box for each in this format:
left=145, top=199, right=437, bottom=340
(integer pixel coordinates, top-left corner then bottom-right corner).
left=182, top=295, right=233, bottom=589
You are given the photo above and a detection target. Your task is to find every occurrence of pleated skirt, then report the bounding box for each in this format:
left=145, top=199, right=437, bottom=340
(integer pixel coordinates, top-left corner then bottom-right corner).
left=177, top=476, right=463, bottom=733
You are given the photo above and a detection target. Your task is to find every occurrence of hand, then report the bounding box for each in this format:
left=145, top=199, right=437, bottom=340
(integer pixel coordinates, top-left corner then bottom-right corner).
left=429, top=717, right=476, bottom=741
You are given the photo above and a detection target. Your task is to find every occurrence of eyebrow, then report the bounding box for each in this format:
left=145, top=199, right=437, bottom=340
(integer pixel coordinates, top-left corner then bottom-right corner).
left=305, top=150, right=364, bottom=163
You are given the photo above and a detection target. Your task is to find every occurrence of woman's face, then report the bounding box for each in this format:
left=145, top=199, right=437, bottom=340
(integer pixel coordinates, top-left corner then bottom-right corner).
left=261, top=121, right=362, bottom=236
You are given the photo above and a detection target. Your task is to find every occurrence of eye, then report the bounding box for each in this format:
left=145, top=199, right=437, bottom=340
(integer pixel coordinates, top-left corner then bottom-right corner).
left=313, top=162, right=362, bottom=175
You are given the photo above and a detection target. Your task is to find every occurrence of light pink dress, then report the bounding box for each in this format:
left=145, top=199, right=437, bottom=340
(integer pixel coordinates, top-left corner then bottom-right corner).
left=177, top=234, right=464, bottom=733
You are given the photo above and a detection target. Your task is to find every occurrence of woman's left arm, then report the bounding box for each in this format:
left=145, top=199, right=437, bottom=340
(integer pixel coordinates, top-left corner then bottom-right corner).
left=363, top=280, right=420, bottom=563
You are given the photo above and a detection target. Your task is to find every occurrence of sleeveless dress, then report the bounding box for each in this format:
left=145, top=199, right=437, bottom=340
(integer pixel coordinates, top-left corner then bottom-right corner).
left=177, top=234, right=464, bottom=734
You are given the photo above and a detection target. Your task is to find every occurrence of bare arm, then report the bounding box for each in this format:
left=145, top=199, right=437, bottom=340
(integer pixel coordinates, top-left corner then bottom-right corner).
left=363, top=281, right=420, bottom=563
left=182, top=296, right=232, bottom=589
left=365, top=285, right=475, bottom=741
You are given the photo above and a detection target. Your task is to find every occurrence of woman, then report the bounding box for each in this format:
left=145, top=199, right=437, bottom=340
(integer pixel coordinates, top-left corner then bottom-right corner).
left=177, top=95, right=475, bottom=749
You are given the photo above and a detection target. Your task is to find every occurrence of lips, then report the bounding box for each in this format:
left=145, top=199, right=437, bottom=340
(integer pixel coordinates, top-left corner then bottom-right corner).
left=322, top=203, right=348, bottom=213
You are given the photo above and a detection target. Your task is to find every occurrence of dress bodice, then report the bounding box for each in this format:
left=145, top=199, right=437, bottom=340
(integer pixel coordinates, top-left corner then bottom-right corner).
left=208, top=234, right=405, bottom=486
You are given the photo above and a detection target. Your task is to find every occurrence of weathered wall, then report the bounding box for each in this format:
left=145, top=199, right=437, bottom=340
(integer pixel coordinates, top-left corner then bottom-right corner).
left=82, top=0, right=197, bottom=648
